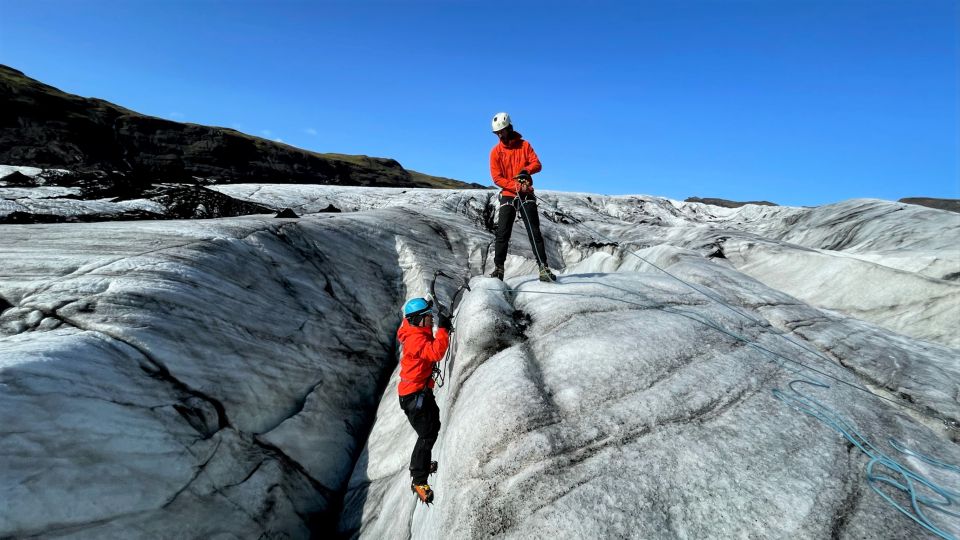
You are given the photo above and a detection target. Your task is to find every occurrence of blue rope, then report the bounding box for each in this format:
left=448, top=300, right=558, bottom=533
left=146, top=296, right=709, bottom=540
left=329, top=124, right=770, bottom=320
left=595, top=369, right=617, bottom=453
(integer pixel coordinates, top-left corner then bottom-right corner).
left=774, top=380, right=959, bottom=539
left=533, top=193, right=958, bottom=429
left=481, top=277, right=960, bottom=537
left=533, top=193, right=767, bottom=325
left=490, top=284, right=926, bottom=416
left=533, top=193, right=960, bottom=415
left=514, top=195, right=548, bottom=269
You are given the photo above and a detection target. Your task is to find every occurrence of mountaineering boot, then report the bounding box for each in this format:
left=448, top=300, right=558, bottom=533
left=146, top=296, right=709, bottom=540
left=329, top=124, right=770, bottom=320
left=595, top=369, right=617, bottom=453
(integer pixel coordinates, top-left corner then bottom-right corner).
left=539, top=265, right=557, bottom=282
left=411, top=482, right=435, bottom=504
left=409, top=461, right=438, bottom=479
left=489, top=266, right=504, bottom=280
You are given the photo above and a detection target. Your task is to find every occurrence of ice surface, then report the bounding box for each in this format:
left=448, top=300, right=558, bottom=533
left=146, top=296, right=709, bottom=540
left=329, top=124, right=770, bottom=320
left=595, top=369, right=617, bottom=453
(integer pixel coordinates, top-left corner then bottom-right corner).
left=0, top=195, right=165, bottom=219
left=0, top=164, right=44, bottom=178
left=341, top=272, right=958, bottom=539
left=341, top=274, right=960, bottom=538
left=723, top=238, right=960, bottom=347
left=1, top=186, right=956, bottom=538
left=0, top=186, right=82, bottom=199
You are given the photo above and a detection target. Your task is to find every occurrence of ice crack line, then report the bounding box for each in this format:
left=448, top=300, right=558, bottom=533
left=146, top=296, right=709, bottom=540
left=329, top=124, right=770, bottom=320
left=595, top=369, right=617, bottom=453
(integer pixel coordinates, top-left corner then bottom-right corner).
left=44, top=307, right=231, bottom=436
left=251, top=436, right=333, bottom=501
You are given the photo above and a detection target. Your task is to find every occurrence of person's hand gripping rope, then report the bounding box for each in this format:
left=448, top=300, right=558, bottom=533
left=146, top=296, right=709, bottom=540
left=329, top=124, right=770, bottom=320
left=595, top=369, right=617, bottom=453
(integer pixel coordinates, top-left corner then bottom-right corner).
left=515, top=169, right=533, bottom=194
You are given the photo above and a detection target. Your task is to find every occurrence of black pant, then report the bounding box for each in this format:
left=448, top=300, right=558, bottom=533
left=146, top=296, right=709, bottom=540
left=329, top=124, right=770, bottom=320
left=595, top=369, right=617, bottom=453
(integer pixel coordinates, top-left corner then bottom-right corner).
left=494, top=194, right=548, bottom=268
left=399, top=388, right=441, bottom=484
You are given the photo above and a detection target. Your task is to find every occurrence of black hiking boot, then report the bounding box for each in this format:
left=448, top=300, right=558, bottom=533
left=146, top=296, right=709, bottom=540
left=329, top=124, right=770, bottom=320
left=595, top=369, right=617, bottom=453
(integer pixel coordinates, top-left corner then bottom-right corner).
left=489, top=266, right=504, bottom=280
left=539, top=265, right=557, bottom=282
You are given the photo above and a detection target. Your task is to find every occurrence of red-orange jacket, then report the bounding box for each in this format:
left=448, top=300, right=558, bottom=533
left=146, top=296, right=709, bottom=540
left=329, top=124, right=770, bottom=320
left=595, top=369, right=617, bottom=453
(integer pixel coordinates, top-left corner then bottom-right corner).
left=397, top=319, right=449, bottom=396
left=489, top=131, right=542, bottom=197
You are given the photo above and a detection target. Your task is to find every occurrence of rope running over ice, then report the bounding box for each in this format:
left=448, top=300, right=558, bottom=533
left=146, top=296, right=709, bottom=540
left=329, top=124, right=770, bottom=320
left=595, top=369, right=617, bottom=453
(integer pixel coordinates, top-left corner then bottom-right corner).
left=475, top=192, right=960, bottom=538
left=480, top=283, right=960, bottom=538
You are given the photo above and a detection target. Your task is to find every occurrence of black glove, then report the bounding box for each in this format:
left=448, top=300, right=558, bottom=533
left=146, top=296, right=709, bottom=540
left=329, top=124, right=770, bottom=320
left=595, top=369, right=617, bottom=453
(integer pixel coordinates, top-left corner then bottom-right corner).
left=516, top=169, right=532, bottom=183
left=437, top=311, right=453, bottom=331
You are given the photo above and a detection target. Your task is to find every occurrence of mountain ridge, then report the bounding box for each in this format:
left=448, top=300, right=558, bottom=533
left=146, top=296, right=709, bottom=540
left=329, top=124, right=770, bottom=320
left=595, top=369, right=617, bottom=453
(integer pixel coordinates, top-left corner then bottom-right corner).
left=0, top=64, right=479, bottom=189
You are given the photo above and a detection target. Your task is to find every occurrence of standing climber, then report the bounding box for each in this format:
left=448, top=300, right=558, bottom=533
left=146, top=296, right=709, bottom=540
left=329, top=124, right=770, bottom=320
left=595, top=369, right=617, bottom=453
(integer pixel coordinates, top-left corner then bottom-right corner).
left=488, top=112, right=557, bottom=282
left=397, top=297, right=452, bottom=504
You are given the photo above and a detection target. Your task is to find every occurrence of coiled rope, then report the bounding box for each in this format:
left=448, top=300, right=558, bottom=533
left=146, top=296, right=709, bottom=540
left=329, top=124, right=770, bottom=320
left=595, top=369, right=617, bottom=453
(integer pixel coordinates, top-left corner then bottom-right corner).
left=775, top=380, right=959, bottom=539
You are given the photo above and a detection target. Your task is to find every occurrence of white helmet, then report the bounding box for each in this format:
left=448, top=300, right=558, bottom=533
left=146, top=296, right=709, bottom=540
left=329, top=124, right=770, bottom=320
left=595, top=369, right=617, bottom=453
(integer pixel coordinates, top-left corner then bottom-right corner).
left=491, top=112, right=511, bottom=132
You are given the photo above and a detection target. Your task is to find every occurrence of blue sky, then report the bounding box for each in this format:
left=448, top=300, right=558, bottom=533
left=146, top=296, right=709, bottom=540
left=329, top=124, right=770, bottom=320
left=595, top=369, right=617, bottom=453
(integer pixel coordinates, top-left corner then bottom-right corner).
left=1, top=0, right=957, bottom=205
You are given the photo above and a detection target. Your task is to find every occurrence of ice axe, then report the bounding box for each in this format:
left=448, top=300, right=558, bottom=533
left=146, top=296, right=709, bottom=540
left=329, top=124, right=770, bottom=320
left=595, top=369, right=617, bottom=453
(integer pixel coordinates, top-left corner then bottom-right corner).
left=427, top=270, right=471, bottom=319
left=426, top=270, right=470, bottom=388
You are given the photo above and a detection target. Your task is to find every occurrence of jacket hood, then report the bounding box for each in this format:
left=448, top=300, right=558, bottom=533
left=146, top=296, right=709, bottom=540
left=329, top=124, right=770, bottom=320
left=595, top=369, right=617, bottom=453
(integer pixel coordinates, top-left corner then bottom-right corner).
left=397, top=318, right=431, bottom=340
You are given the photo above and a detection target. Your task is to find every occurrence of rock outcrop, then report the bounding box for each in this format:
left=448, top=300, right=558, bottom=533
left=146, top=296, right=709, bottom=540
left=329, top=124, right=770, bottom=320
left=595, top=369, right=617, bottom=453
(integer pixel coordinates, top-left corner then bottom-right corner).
left=899, top=197, right=960, bottom=214
left=684, top=196, right=778, bottom=207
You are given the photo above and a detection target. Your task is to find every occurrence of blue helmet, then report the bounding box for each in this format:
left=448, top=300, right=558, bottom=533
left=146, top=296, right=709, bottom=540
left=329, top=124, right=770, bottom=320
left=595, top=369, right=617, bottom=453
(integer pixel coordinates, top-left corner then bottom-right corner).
left=403, top=297, right=433, bottom=320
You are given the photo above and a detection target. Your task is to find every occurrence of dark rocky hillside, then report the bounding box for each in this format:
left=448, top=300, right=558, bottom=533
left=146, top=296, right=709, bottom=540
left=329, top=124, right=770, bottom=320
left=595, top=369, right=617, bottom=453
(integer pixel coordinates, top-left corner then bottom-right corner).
left=899, top=197, right=960, bottom=213
left=684, top=196, right=777, bottom=207
left=0, top=64, right=476, bottom=189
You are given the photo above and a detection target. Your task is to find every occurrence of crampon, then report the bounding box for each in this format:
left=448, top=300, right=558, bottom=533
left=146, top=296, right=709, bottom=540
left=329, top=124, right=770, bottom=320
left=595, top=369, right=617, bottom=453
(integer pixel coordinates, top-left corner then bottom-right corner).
left=411, top=483, right=434, bottom=504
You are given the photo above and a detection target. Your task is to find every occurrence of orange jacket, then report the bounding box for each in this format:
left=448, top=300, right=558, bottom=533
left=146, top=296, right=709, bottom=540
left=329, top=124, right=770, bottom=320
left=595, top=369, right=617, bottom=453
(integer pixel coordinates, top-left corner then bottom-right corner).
left=489, top=131, right=542, bottom=197
left=397, top=319, right=449, bottom=396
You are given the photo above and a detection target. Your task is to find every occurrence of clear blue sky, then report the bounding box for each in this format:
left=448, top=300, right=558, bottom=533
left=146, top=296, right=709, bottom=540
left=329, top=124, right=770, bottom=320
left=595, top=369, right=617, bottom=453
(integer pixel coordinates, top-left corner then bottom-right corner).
left=2, top=0, right=957, bottom=205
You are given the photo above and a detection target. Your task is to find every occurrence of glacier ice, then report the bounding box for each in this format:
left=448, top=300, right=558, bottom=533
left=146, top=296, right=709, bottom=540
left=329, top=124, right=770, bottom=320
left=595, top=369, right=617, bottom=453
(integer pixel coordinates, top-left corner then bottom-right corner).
left=0, top=185, right=956, bottom=538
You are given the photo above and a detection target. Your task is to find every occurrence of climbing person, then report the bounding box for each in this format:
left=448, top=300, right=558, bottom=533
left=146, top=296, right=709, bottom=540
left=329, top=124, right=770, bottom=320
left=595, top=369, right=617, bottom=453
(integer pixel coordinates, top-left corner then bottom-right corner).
left=488, top=112, right=557, bottom=282
left=397, top=297, right=452, bottom=504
